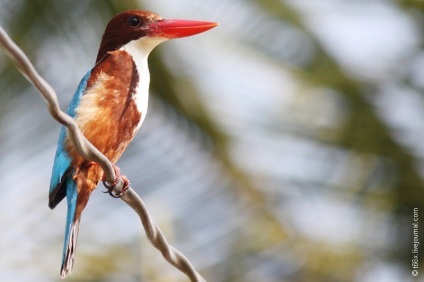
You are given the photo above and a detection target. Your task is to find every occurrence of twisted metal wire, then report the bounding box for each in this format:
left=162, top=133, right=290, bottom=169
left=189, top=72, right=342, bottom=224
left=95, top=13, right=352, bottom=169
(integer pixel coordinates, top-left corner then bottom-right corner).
left=0, top=25, right=206, bottom=282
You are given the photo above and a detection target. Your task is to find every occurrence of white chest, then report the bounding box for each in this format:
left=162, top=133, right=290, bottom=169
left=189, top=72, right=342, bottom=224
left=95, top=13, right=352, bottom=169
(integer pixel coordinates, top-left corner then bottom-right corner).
left=122, top=37, right=166, bottom=129
left=131, top=57, right=150, bottom=129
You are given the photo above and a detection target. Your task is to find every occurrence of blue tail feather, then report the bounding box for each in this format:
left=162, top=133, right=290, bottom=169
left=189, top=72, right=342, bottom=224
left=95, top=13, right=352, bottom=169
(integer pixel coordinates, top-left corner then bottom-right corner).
left=60, top=177, right=79, bottom=278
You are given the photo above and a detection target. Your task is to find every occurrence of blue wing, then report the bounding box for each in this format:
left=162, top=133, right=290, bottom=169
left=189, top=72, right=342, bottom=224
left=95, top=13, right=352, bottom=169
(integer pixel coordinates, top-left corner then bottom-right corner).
left=48, top=69, right=92, bottom=209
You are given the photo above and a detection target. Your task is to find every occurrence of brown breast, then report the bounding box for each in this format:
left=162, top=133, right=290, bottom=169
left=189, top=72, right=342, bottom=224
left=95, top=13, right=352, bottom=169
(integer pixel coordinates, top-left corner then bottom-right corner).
left=67, top=50, right=142, bottom=166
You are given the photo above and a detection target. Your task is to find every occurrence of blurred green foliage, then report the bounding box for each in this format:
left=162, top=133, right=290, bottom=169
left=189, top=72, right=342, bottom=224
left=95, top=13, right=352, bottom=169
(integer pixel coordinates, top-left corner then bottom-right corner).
left=1, top=0, right=423, bottom=281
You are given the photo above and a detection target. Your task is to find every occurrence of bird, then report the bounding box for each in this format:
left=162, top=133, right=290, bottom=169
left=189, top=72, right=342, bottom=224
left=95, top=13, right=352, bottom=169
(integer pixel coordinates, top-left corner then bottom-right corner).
left=48, top=10, right=217, bottom=278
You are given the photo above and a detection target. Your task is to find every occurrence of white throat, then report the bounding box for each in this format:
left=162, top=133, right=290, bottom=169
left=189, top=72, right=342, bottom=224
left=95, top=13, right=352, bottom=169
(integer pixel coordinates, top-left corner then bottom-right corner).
left=121, top=37, right=167, bottom=128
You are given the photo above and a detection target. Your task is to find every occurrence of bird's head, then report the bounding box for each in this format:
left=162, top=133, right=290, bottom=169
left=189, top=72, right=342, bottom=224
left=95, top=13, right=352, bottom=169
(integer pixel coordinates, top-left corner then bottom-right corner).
left=96, top=10, right=217, bottom=63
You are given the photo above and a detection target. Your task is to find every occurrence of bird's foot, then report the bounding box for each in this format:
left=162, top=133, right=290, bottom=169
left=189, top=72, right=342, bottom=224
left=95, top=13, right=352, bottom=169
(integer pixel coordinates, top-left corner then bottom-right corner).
left=101, top=164, right=130, bottom=198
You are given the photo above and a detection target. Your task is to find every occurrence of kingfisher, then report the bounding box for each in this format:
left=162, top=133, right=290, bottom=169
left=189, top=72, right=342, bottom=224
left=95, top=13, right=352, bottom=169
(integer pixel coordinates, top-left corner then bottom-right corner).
left=48, top=10, right=217, bottom=278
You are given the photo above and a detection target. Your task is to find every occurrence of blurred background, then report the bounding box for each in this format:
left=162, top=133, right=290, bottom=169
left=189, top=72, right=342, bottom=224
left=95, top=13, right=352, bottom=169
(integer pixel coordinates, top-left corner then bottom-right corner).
left=0, top=0, right=423, bottom=281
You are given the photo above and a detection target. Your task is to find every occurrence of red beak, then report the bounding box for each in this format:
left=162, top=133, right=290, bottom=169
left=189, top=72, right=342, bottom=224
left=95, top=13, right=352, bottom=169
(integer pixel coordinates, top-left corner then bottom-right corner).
left=148, top=19, right=218, bottom=39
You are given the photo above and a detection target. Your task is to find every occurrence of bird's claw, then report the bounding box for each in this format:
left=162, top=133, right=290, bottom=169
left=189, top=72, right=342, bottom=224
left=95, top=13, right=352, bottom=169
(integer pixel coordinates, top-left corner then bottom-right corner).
left=101, top=165, right=130, bottom=198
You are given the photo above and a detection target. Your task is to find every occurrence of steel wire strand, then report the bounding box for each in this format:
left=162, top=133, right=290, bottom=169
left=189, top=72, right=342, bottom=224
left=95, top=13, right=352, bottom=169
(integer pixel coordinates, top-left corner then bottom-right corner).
left=0, top=25, right=206, bottom=282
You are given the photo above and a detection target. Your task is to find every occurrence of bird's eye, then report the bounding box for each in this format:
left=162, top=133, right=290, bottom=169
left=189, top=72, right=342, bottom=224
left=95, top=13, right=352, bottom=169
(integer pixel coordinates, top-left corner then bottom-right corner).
left=128, top=16, right=141, bottom=27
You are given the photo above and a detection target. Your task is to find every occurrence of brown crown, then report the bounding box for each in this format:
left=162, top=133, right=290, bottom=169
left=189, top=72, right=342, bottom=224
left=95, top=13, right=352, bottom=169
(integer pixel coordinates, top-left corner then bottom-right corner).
left=96, top=10, right=162, bottom=63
